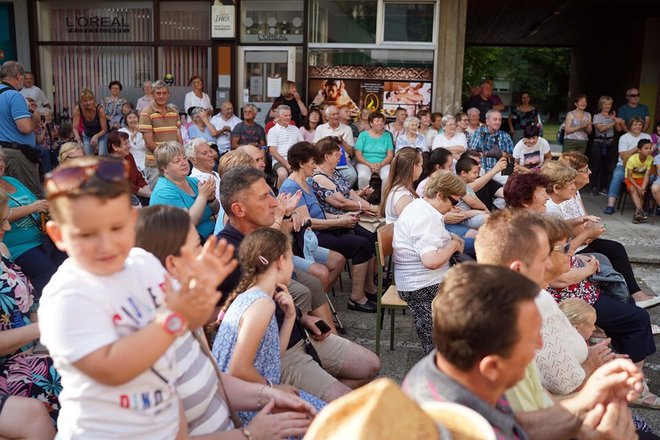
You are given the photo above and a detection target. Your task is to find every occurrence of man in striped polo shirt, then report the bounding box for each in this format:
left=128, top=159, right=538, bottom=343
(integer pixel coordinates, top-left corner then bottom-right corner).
left=139, top=80, right=183, bottom=189
left=267, top=105, right=303, bottom=188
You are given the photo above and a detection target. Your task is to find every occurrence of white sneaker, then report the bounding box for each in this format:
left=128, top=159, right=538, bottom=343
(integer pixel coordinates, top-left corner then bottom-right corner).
left=636, top=296, right=660, bottom=309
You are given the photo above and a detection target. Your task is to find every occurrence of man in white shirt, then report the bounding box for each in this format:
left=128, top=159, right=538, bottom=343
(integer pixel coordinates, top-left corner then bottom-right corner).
left=313, top=105, right=357, bottom=187
left=185, top=137, right=221, bottom=200
left=267, top=105, right=303, bottom=188
left=210, top=101, right=242, bottom=155
left=19, top=72, right=50, bottom=111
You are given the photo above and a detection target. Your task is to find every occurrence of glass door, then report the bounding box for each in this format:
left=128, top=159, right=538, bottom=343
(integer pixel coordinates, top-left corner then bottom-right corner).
left=238, top=47, right=296, bottom=126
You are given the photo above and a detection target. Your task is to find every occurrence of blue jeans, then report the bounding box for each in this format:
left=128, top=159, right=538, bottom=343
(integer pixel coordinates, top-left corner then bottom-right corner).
left=607, top=165, right=625, bottom=199
left=445, top=224, right=476, bottom=258
left=82, top=133, right=108, bottom=156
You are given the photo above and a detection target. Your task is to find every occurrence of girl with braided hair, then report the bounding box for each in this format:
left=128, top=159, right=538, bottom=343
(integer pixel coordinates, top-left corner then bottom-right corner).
left=211, top=227, right=325, bottom=426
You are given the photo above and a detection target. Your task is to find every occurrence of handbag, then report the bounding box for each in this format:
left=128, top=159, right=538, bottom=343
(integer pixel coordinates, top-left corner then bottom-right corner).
left=449, top=252, right=475, bottom=266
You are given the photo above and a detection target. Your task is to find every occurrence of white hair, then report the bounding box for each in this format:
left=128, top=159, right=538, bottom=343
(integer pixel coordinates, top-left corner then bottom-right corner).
left=184, top=137, right=208, bottom=159
left=403, top=116, right=420, bottom=130
left=276, top=105, right=291, bottom=116
left=467, top=107, right=480, bottom=116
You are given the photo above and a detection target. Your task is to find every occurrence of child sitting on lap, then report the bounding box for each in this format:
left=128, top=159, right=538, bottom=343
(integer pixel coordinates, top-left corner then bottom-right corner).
left=38, top=156, right=232, bottom=439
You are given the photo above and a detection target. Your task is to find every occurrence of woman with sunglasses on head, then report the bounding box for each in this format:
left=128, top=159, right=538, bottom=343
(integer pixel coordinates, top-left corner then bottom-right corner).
left=555, top=152, right=660, bottom=309
left=0, top=148, right=66, bottom=307
left=392, top=170, right=466, bottom=354
left=540, top=216, right=660, bottom=411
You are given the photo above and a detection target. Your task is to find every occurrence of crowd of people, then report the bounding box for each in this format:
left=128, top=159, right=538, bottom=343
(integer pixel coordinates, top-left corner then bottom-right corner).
left=0, top=58, right=659, bottom=439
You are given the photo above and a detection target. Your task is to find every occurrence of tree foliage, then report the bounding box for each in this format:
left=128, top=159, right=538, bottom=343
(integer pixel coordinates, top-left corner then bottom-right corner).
left=463, top=46, right=571, bottom=122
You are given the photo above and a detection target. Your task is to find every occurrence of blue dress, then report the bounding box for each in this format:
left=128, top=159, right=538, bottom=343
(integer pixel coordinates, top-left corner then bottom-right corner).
left=211, top=287, right=325, bottom=425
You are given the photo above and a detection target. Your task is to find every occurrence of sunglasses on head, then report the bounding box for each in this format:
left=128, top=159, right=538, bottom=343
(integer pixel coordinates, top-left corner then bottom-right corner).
left=552, top=241, right=571, bottom=254
left=45, top=159, right=129, bottom=200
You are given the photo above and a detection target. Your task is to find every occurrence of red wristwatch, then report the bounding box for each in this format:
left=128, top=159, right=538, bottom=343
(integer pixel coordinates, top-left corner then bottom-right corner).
left=157, top=309, right=187, bottom=336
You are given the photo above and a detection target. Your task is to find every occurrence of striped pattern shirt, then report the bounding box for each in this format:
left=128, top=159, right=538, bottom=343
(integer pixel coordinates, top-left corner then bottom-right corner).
left=139, top=104, right=181, bottom=167
left=267, top=123, right=303, bottom=164
left=174, top=331, right=233, bottom=435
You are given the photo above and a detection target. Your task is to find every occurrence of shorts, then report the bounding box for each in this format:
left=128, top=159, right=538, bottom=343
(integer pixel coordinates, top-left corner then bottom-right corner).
left=280, top=335, right=351, bottom=399
left=273, top=161, right=289, bottom=175
left=625, top=177, right=645, bottom=192
left=289, top=271, right=328, bottom=313
left=292, top=246, right=330, bottom=272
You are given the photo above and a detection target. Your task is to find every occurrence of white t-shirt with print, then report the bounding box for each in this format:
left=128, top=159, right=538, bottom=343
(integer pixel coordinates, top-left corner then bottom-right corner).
left=39, top=248, right=179, bottom=439
left=512, top=137, right=551, bottom=168
left=617, top=132, right=651, bottom=166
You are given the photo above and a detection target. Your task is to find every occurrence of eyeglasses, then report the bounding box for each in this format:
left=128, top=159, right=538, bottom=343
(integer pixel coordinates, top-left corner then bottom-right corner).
left=578, top=166, right=591, bottom=174
left=628, top=94, right=640, bottom=98
left=449, top=196, right=460, bottom=206
left=552, top=241, right=571, bottom=254
left=45, top=159, right=129, bottom=200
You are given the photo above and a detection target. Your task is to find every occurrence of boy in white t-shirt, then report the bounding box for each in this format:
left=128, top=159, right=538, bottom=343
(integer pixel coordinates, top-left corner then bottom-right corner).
left=512, top=125, right=552, bottom=172
left=38, top=157, right=235, bottom=439
left=454, top=154, right=490, bottom=229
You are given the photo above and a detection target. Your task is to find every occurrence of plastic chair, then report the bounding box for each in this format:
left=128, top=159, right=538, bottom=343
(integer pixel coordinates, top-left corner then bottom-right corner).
left=374, top=223, right=408, bottom=356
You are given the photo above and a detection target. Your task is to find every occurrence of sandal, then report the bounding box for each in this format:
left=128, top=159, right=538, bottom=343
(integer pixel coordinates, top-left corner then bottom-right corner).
left=630, top=382, right=660, bottom=409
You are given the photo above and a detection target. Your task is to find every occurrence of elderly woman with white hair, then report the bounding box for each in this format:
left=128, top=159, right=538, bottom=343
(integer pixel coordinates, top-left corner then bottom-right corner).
left=187, top=106, right=219, bottom=146
left=186, top=137, right=221, bottom=201
left=464, top=107, right=482, bottom=143
left=150, top=141, right=219, bottom=240
left=394, top=116, right=426, bottom=152
left=431, top=115, right=468, bottom=160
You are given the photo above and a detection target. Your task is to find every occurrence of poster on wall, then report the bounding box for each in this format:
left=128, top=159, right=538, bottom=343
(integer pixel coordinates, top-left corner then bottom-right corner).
left=307, top=66, right=433, bottom=121
left=382, top=82, right=432, bottom=118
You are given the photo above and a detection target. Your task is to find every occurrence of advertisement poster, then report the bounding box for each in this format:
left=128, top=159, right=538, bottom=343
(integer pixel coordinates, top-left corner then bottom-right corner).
left=382, top=82, right=432, bottom=118
left=308, top=78, right=430, bottom=119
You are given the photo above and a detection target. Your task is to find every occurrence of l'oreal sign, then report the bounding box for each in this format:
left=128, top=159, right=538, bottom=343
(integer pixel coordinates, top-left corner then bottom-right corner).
left=65, top=15, right=130, bottom=34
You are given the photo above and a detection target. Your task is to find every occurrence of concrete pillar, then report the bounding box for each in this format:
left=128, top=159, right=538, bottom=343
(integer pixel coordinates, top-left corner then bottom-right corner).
left=433, top=0, right=467, bottom=115
left=640, top=18, right=659, bottom=128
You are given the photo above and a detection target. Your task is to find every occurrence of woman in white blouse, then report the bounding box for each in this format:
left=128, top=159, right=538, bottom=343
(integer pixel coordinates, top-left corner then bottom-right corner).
left=431, top=115, right=467, bottom=160
left=184, top=75, right=213, bottom=121
left=380, top=147, right=423, bottom=223
left=119, top=110, right=146, bottom=172
left=392, top=170, right=466, bottom=354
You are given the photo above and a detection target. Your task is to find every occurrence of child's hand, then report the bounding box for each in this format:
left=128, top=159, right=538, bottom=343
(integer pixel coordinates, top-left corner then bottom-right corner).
left=274, top=283, right=296, bottom=319
left=179, top=236, right=238, bottom=296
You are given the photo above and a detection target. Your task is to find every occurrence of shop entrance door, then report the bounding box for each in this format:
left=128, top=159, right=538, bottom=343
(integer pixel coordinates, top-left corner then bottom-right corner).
left=238, top=47, right=296, bottom=127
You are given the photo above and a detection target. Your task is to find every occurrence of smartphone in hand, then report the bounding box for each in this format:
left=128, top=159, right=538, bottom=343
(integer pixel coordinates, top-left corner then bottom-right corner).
left=501, top=158, right=515, bottom=176
left=315, top=320, right=332, bottom=334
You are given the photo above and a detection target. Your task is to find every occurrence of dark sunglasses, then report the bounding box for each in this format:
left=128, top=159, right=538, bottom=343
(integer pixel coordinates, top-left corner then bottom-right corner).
left=449, top=196, right=460, bottom=206
left=45, top=159, right=129, bottom=200
left=628, top=94, right=640, bottom=98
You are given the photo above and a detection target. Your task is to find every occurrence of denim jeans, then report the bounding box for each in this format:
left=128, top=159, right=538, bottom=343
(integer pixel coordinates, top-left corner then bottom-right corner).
left=82, top=133, right=108, bottom=156
left=607, top=165, right=625, bottom=198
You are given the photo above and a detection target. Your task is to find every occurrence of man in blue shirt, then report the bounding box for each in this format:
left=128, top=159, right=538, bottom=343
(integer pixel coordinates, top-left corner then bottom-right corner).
left=616, top=88, right=650, bottom=133
left=0, top=61, right=43, bottom=196
left=468, top=109, right=514, bottom=173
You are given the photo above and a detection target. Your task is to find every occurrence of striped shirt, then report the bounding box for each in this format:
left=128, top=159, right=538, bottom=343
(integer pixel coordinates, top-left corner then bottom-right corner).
left=139, top=104, right=181, bottom=167
left=174, top=331, right=233, bottom=435
left=267, top=123, right=303, bottom=164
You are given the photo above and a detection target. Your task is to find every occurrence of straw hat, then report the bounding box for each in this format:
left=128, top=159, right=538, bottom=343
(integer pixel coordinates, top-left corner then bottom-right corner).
left=304, top=378, right=446, bottom=439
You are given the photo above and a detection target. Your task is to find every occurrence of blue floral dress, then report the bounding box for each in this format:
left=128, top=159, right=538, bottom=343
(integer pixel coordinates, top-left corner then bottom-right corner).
left=0, top=255, right=61, bottom=422
left=211, top=287, right=325, bottom=425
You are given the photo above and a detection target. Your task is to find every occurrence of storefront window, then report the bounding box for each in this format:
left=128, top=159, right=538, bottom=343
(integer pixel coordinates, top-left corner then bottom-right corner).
left=309, top=0, right=377, bottom=44
left=383, top=2, right=434, bottom=42
left=159, top=2, right=209, bottom=40
left=240, top=0, right=304, bottom=44
left=39, top=45, right=154, bottom=112
left=36, top=1, right=153, bottom=43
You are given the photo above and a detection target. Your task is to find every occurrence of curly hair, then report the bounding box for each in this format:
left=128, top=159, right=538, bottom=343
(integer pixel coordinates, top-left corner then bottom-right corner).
left=503, top=172, right=550, bottom=209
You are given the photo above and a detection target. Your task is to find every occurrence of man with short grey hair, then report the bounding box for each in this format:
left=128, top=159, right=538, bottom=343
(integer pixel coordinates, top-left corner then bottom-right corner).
left=211, top=101, right=242, bottom=154
left=231, top=103, right=266, bottom=150
left=267, top=105, right=303, bottom=188
left=468, top=109, right=514, bottom=175
left=186, top=137, right=220, bottom=200
left=0, top=61, right=43, bottom=196
left=313, top=105, right=357, bottom=187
